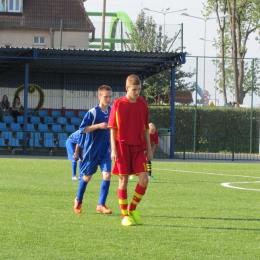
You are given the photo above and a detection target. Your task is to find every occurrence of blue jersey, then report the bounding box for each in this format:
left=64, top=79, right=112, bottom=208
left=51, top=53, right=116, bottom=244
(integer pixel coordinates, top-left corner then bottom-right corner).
left=66, top=130, right=85, bottom=161
left=79, top=105, right=111, bottom=161
left=67, top=130, right=85, bottom=147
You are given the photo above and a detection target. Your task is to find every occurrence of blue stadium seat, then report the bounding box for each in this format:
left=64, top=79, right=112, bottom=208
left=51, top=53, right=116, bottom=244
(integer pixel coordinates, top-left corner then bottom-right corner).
left=52, top=124, right=62, bottom=132
left=43, top=132, right=55, bottom=148
left=27, top=123, right=36, bottom=132
left=0, top=122, right=7, bottom=131
left=9, top=138, right=21, bottom=147
left=78, top=110, right=87, bottom=118
left=3, top=115, right=13, bottom=123
left=65, top=124, right=75, bottom=133
left=17, top=116, right=24, bottom=124
left=44, top=116, right=55, bottom=124
left=2, top=131, right=12, bottom=139
left=51, top=110, right=62, bottom=118
left=0, top=138, right=6, bottom=147
left=16, top=131, right=24, bottom=140
left=38, top=110, right=49, bottom=117
left=11, top=123, right=21, bottom=131
left=44, top=132, right=54, bottom=139
left=38, top=124, right=49, bottom=132
left=58, top=132, right=68, bottom=140
left=65, top=110, right=75, bottom=118
left=71, top=117, right=81, bottom=126
left=57, top=117, right=68, bottom=125
left=58, top=139, right=66, bottom=148
left=30, top=138, right=41, bottom=148
left=30, top=132, right=42, bottom=140
left=44, top=139, right=55, bottom=148
left=30, top=116, right=41, bottom=125
left=27, top=109, right=35, bottom=116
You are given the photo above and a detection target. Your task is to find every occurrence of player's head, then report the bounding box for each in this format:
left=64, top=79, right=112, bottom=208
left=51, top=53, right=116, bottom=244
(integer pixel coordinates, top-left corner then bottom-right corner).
left=125, top=74, right=141, bottom=101
left=98, top=85, right=112, bottom=106
left=149, top=123, right=156, bottom=135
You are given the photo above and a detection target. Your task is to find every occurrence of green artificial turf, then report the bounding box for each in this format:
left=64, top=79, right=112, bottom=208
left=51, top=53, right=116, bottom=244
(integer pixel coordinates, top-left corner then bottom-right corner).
left=1, top=158, right=260, bottom=259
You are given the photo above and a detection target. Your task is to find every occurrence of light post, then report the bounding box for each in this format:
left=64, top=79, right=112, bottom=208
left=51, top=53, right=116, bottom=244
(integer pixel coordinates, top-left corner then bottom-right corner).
left=143, top=7, right=187, bottom=37
left=199, top=38, right=218, bottom=106
left=180, top=13, right=231, bottom=92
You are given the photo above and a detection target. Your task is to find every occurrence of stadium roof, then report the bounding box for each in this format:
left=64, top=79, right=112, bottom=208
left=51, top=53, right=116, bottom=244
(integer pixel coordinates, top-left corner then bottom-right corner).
left=0, top=47, right=186, bottom=79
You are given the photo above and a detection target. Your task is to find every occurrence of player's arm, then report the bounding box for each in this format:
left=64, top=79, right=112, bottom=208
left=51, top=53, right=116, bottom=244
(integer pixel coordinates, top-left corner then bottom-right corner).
left=144, top=129, right=153, bottom=161
left=151, top=143, right=157, bottom=155
left=73, top=144, right=80, bottom=158
left=81, top=122, right=107, bottom=133
left=110, top=128, right=117, bottom=162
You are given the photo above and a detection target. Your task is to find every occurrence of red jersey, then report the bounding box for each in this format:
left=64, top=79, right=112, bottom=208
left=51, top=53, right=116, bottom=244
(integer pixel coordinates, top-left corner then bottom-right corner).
left=108, top=96, right=149, bottom=145
left=150, top=130, right=159, bottom=146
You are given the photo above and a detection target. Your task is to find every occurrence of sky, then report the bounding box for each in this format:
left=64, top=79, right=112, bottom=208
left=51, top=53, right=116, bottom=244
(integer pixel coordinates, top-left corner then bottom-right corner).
left=84, top=0, right=260, bottom=107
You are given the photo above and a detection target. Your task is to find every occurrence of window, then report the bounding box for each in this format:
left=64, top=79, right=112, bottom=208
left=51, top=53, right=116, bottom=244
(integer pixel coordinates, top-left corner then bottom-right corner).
left=33, top=37, right=46, bottom=46
left=1, top=0, right=22, bottom=12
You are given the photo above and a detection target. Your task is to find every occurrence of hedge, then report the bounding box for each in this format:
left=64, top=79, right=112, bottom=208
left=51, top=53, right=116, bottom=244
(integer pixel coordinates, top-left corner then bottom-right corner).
left=149, top=105, right=260, bottom=153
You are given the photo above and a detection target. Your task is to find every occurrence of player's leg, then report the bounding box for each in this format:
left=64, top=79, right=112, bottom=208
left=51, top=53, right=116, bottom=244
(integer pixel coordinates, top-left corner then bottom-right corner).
left=74, top=160, right=95, bottom=214
left=128, top=146, right=149, bottom=224
left=71, top=161, right=78, bottom=180
left=118, top=175, right=134, bottom=226
left=96, top=157, right=112, bottom=214
left=148, top=161, right=155, bottom=180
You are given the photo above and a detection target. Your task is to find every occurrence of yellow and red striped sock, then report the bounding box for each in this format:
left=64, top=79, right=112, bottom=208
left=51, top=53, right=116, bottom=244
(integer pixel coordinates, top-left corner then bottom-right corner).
left=118, top=188, right=128, bottom=218
left=129, top=183, right=147, bottom=212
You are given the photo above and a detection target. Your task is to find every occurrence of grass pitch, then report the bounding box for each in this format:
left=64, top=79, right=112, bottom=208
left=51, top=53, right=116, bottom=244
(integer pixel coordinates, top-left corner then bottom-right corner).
left=1, top=158, right=260, bottom=260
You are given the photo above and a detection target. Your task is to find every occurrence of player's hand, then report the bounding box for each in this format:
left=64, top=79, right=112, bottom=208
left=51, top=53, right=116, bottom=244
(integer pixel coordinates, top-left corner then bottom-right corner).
left=98, top=122, right=108, bottom=129
left=146, top=149, right=153, bottom=162
left=111, top=149, right=117, bottom=162
left=72, top=152, right=78, bottom=159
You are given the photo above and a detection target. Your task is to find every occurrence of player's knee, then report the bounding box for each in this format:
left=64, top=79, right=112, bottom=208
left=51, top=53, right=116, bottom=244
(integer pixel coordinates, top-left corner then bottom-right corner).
left=103, top=172, right=111, bottom=180
left=83, top=175, right=92, bottom=182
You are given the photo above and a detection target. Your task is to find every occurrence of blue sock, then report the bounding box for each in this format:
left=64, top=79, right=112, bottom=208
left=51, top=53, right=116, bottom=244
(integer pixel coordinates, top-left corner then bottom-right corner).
left=78, top=161, right=82, bottom=178
left=76, top=178, right=88, bottom=203
left=98, top=180, right=110, bottom=205
left=71, top=161, right=77, bottom=177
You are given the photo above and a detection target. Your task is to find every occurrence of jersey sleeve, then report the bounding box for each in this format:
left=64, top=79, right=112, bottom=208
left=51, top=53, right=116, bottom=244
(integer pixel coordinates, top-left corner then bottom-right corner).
left=79, top=110, right=94, bottom=133
left=107, top=100, right=117, bottom=129
left=77, top=133, right=86, bottom=147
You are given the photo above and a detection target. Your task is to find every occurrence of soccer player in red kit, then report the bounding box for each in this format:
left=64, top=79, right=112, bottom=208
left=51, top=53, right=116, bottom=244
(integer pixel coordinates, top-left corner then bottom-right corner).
left=108, top=74, right=152, bottom=226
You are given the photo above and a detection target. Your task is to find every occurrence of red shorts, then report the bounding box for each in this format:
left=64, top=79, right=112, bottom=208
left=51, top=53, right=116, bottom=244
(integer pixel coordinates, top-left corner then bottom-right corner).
left=112, top=142, right=148, bottom=175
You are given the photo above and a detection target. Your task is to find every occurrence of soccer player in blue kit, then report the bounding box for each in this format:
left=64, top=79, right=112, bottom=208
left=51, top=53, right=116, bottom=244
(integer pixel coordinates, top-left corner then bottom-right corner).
left=66, top=130, right=85, bottom=180
left=74, top=85, right=113, bottom=214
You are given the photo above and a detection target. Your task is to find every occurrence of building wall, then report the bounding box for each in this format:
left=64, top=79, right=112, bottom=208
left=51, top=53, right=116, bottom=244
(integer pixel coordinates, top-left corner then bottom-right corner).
left=0, top=29, right=89, bottom=49
left=0, top=72, right=126, bottom=110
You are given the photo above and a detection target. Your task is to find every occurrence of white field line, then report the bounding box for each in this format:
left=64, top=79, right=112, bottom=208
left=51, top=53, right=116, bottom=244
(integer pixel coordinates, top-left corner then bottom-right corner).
left=154, top=168, right=260, bottom=192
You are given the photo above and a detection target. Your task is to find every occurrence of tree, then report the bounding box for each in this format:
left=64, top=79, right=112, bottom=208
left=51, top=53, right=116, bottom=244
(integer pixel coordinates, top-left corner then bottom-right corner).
left=203, top=0, right=260, bottom=105
left=124, top=11, right=195, bottom=104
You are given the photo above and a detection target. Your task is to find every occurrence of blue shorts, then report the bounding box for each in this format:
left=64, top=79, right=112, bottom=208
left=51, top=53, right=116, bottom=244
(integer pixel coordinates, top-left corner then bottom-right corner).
left=66, top=140, right=83, bottom=162
left=80, top=155, right=111, bottom=176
